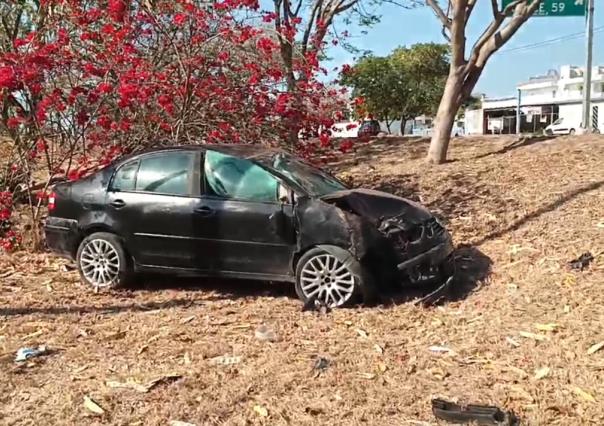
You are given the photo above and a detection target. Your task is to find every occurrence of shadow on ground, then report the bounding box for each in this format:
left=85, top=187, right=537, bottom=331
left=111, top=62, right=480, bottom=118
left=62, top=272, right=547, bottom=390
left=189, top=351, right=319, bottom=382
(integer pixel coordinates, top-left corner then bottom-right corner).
left=132, top=275, right=297, bottom=299
left=471, top=179, right=604, bottom=246
left=0, top=298, right=201, bottom=317
left=1, top=248, right=490, bottom=317
left=473, top=135, right=557, bottom=159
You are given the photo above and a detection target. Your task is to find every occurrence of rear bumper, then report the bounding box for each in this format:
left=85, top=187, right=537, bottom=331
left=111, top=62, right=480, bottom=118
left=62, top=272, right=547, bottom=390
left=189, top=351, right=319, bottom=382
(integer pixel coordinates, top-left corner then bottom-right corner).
left=43, top=216, right=79, bottom=259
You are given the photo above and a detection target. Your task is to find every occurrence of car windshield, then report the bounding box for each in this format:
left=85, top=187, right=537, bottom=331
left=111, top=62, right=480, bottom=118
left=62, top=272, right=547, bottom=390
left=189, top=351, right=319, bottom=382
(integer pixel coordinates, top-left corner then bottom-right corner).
left=268, top=153, right=347, bottom=197
left=553, top=118, right=563, bottom=125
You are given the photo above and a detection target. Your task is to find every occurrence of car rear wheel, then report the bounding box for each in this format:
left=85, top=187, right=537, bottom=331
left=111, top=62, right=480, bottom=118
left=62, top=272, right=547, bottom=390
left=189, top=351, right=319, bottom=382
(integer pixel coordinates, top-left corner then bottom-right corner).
left=295, top=246, right=373, bottom=308
left=569, top=128, right=576, bottom=135
left=76, top=232, right=132, bottom=290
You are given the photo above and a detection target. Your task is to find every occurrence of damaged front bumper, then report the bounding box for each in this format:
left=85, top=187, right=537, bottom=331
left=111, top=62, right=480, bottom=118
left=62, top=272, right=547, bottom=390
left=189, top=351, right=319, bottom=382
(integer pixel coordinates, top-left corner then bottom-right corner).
left=404, top=237, right=455, bottom=305
left=396, top=235, right=454, bottom=272
left=395, top=228, right=455, bottom=289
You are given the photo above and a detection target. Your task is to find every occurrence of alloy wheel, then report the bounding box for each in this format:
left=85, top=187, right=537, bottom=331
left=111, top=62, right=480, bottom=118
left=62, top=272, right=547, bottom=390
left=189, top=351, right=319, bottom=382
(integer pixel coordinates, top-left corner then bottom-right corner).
left=79, top=239, right=121, bottom=288
left=299, top=253, right=355, bottom=307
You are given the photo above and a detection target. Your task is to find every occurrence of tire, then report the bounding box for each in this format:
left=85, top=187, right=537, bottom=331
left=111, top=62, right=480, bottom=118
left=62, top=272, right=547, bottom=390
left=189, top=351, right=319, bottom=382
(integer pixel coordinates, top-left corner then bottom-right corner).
left=569, top=129, right=576, bottom=135
left=295, top=246, right=376, bottom=308
left=76, top=232, right=132, bottom=290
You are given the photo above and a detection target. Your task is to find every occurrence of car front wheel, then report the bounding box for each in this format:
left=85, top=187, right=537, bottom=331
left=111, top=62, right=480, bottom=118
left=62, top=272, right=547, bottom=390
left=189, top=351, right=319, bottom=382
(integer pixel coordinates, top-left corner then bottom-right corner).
left=76, top=232, right=132, bottom=290
left=295, top=246, right=374, bottom=308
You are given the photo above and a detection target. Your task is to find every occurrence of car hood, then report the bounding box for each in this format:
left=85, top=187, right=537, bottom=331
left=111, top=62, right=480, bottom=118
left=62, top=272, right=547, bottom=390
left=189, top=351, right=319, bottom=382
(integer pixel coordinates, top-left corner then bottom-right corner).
left=320, top=188, right=433, bottom=224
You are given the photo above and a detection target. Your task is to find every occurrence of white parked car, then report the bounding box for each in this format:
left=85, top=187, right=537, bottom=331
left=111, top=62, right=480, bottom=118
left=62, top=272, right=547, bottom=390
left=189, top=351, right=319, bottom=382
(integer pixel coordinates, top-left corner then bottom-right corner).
left=545, top=118, right=579, bottom=135
left=413, top=123, right=465, bottom=137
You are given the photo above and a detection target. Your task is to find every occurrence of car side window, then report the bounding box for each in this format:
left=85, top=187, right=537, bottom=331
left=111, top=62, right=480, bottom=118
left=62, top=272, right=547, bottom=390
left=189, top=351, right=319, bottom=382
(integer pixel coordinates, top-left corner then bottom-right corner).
left=111, top=161, right=139, bottom=192
left=204, top=150, right=278, bottom=202
left=135, top=152, right=193, bottom=195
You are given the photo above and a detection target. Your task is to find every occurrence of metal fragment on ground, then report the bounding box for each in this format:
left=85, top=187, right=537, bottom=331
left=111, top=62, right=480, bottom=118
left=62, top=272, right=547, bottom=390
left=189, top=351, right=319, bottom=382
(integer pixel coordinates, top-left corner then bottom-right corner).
left=15, top=346, right=49, bottom=362
left=254, top=325, right=279, bottom=342
left=432, top=398, right=519, bottom=425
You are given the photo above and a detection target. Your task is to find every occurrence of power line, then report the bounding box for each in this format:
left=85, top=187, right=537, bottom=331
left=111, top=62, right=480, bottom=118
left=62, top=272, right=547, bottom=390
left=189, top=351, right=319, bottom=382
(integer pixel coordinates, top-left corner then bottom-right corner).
left=499, top=26, right=604, bottom=54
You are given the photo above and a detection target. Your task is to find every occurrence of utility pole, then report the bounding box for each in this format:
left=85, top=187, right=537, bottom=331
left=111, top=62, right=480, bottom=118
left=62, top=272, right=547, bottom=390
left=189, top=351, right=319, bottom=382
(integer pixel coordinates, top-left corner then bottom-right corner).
left=516, top=88, right=521, bottom=135
left=582, top=0, right=595, bottom=133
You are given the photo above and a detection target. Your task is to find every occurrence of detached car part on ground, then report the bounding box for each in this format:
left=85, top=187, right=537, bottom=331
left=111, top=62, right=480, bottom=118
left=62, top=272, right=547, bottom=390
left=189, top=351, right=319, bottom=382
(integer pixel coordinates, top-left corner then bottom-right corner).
left=45, top=145, right=454, bottom=308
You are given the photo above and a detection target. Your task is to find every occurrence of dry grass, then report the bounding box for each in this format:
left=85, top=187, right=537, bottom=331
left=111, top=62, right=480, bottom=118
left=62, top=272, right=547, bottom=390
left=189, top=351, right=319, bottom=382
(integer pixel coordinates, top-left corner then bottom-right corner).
left=1, top=135, right=603, bottom=425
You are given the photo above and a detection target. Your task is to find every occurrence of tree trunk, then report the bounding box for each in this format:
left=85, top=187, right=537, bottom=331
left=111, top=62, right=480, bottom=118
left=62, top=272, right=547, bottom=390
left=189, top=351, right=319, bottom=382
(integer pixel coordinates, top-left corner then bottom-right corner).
left=279, top=37, right=300, bottom=148
left=427, top=71, right=464, bottom=164
left=400, top=118, right=407, bottom=135
left=385, top=119, right=392, bottom=134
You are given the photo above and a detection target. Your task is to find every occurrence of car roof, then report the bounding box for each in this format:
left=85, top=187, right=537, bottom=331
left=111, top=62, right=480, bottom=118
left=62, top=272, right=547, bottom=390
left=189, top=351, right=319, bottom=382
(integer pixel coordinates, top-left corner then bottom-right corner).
left=116, top=143, right=285, bottom=164
left=154, top=143, right=282, bottom=157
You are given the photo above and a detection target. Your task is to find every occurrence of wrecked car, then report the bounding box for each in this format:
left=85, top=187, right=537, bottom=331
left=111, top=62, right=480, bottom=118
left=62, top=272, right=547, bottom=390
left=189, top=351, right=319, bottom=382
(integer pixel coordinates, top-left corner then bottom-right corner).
left=44, top=145, right=454, bottom=307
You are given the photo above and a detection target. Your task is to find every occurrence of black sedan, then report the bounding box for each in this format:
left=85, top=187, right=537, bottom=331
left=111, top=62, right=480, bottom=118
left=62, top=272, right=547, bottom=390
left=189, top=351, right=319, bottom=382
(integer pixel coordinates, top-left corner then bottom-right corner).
left=44, top=145, right=454, bottom=307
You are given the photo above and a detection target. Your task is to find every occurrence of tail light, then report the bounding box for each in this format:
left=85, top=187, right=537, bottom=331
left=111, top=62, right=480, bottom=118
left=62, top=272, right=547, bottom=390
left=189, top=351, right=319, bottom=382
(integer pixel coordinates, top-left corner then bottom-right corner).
left=48, top=191, right=56, bottom=211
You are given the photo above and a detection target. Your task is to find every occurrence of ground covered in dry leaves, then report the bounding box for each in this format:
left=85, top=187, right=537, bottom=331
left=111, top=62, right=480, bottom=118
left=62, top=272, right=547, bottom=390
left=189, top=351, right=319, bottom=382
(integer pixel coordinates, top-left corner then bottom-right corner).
left=1, top=135, right=603, bottom=425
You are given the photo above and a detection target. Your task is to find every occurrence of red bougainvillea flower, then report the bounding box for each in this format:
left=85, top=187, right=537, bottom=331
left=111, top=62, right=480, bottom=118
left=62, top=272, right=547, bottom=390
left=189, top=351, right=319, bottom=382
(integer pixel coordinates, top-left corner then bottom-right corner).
left=35, top=138, right=48, bottom=152
left=67, top=169, right=86, bottom=181
left=0, top=66, right=18, bottom=90
left=6, top=116, right=25, bottom=129
left=108, top=0, right=127, bottom=23
left=340, top=64, right=352, bottom=75
left=339, top=139, right=354, bottom=153
left=173, top=13, right=187, bottom=25
left=319, top=132, right=330, bottom=147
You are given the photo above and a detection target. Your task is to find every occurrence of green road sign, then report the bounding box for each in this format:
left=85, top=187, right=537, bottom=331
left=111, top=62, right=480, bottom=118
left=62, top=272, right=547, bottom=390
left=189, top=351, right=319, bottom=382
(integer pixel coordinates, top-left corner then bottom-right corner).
left=502, top=0, right=586, bottom=16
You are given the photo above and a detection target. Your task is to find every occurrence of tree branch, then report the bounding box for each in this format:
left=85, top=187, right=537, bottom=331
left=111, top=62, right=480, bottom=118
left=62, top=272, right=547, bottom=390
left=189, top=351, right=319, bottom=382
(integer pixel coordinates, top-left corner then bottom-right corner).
left=449, top=0, right=467, bottom=67
left=292, top=0, right=303, bottom=17
left=283, top=0, right=292, bottom=23
left=503, top=0, right=530, bottom=15
left=301, top=0, right=323, bottom=54
left=467, top=14, right=505, bottom=67
left=334, top=0, right=360, bottom=15
left=383, top=0, right=422, bottom=8
left=425, top=0, right=451, bottom=29
left=490, top=0, right=499, bottom=17
left=465, top=0, right=478, bottom=20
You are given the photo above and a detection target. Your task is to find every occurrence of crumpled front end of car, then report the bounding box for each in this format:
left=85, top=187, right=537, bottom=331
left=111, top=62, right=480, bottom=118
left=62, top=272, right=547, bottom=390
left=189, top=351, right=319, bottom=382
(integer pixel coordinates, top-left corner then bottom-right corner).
left=312, top=188, right=455, bottom=295
left=377, top=214, right=455, bottom=287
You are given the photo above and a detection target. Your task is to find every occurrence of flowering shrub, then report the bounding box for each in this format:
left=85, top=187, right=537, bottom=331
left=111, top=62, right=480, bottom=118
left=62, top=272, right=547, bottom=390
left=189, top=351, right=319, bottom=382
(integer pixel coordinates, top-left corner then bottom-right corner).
left=0, top=191, right=20, bottom=251
left=0, top=0, right=349, bottom=251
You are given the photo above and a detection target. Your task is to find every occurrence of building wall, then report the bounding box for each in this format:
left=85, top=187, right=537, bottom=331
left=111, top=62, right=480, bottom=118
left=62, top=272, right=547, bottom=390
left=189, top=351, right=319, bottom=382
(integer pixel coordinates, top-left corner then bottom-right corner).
left=473, top=65, right=604, bottom=135
left=464, top=109, right=484, bottom=134
left=558, top=101, right=604, bottom=130
left=559, top=104, right=582, bottom=129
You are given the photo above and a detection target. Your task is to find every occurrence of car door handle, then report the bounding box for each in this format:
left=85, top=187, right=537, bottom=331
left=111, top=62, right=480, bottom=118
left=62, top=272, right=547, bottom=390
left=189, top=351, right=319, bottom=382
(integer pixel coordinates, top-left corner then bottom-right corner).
left=110, top=199, right=126, bottom=209
left=194, top=206, right=214, bottom=216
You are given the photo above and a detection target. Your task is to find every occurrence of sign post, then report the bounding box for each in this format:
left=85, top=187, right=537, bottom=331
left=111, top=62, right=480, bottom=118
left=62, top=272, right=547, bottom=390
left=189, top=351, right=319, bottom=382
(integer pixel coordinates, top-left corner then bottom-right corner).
left=582, top=0, right=595, bottom=133
left=516, top=89, right=521, bottom=134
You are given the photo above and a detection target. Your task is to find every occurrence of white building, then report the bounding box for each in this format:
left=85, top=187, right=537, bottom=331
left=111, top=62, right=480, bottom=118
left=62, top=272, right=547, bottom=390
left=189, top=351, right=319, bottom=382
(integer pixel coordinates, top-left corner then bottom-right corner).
left=465, top=65, right=604, bottom=134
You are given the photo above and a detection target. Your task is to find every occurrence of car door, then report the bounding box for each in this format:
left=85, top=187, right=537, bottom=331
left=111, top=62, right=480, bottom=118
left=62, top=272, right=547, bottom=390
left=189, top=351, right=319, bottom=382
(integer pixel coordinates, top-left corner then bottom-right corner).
left=553, top=119, right=568, bottom=134
left=190, top=149, right=296, bottom=277
left=106, top=150, right=199, bottom=269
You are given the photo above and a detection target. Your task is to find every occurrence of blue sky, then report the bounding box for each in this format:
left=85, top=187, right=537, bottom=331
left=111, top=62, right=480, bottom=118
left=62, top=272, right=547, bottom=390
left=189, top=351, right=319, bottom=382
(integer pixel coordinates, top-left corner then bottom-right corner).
left=324, top=1, right=603, bottom=97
